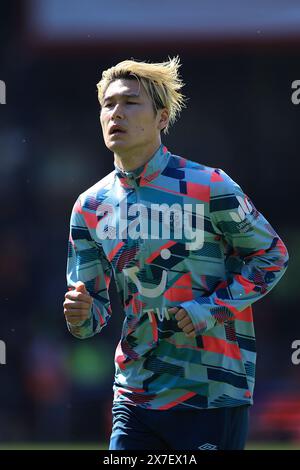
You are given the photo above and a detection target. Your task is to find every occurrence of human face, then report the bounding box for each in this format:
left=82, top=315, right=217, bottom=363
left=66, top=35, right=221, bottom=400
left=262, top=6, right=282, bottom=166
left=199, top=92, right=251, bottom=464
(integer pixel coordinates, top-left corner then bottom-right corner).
left=100, top=78, right=167, bottom=157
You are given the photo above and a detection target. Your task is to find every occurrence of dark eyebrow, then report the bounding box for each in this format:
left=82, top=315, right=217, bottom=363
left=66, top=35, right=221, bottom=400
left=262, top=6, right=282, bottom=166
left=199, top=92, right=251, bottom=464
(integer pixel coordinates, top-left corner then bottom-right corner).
left=103, top=92, right=140, bottom=102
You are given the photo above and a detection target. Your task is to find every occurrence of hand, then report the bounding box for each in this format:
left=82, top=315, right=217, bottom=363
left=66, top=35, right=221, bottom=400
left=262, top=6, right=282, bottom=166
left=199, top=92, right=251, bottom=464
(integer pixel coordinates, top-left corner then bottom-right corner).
left=168, top=307, right=196, bottom=338
left=63, top=281, right=93, bottom=326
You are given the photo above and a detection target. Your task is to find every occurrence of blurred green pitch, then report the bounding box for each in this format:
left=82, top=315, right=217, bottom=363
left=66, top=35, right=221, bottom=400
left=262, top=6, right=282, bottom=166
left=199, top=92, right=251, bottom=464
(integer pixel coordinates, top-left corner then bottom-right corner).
left=0, top=442, right=299, bottom=450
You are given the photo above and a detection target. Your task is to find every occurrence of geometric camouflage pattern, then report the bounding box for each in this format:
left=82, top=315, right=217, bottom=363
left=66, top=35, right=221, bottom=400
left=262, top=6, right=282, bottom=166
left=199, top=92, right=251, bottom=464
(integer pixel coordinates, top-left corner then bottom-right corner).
left=66, top=144, right=288, bottom=410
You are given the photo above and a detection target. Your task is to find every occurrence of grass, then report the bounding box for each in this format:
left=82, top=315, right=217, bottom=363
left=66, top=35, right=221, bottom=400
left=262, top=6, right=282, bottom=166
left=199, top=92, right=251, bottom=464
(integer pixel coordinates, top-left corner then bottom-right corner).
left=0, top=442, right=299, bottom=450
left=246, top=441, right=300, bottom=450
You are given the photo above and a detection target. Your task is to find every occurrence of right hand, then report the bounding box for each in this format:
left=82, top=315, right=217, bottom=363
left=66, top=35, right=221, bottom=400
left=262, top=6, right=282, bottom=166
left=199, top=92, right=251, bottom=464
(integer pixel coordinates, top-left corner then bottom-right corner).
left=63, top=281, right=93, bottom=326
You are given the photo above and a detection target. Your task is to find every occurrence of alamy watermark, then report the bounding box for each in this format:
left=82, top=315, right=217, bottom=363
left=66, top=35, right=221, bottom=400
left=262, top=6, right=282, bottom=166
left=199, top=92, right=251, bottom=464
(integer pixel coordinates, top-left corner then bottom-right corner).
left=0, top=340, right=6, bottom=365
left=291, top=80, right=300, bottom=105
left=0, top=80, right=7, bottom=361
left=96, top=202, right=205, bottom=250
left=0, top=80, right=6, bottom=104
left=291, top=340, right=300, bottom=365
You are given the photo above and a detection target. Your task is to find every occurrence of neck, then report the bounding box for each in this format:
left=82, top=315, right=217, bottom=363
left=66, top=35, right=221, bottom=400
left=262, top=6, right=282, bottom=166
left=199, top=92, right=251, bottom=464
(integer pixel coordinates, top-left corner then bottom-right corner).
left=114, top=139, right=161, bottom=172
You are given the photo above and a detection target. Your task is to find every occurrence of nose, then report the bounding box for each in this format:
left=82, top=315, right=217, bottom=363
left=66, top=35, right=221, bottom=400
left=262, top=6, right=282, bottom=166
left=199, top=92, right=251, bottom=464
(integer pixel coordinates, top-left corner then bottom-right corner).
left=111, top=103, right=124, bottom=120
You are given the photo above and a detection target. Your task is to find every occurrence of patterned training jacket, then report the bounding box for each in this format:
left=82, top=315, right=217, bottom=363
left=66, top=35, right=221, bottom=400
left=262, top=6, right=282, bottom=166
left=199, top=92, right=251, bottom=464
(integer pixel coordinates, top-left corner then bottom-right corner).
left=66, top=143, right=288, bottom=410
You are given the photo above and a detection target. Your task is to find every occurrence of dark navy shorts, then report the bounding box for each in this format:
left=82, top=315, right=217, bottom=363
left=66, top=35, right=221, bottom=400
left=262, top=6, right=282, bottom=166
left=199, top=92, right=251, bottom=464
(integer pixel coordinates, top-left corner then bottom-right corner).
left=109, top=402, right=250, bottom=450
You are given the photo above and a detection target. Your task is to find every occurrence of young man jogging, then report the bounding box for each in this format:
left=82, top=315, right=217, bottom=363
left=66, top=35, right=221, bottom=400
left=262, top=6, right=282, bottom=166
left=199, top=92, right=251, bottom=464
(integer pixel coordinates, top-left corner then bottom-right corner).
left=63, top=57, right=288, bottom=450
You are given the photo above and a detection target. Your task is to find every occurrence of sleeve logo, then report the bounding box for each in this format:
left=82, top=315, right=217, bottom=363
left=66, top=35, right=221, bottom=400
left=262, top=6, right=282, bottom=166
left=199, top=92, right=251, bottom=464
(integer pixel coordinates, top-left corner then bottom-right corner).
left=229, top=195, right=253, bottom=223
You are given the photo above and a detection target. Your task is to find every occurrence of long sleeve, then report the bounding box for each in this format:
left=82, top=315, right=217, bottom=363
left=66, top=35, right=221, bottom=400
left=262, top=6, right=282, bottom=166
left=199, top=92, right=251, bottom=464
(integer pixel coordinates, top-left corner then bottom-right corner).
left=66, top=197, right=113, bottom=339
left=180, top=169, right=289, bottom=336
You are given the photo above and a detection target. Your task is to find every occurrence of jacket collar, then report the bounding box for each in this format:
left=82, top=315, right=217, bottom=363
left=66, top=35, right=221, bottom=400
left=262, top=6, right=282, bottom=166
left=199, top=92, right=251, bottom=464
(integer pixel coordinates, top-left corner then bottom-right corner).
left=114, top=143, right=170, bottom=188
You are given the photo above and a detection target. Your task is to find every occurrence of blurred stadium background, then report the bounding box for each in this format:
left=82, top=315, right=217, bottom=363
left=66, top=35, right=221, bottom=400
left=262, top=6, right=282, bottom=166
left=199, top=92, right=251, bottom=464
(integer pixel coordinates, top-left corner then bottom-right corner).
left=0, top=0, right=299, bottom=450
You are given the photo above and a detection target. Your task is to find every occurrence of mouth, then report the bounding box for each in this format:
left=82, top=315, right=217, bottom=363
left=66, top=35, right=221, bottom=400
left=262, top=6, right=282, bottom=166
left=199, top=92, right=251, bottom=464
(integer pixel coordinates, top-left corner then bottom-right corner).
left=109, top=127, right=126, bottom=136
left=110, top=131, right=126, bottom=137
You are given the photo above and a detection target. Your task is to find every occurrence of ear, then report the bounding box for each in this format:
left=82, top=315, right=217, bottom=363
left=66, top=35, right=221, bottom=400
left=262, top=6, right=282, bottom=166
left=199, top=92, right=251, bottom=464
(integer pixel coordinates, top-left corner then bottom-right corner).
left=157, top=108, right=169, bottom=132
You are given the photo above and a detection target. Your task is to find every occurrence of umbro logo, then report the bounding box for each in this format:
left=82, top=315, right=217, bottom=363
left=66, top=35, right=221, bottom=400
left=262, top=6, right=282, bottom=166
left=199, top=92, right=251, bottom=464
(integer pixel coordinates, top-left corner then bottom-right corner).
left=198, top=443, right=218, bottom=450
left=229, top=195, right=253, bottom=223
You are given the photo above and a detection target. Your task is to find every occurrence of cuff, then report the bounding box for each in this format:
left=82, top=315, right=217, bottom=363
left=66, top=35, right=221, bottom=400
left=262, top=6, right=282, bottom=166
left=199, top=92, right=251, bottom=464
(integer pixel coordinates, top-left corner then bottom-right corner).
left=179, top=298, right=217, bottom=335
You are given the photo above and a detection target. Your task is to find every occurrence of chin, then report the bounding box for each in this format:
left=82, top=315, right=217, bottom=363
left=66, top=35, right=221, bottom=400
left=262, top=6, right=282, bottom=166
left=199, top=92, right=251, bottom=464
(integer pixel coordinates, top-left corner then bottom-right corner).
left=106, top=141, right=128, bottom=152
left=105, top=137, right=134, bottom=153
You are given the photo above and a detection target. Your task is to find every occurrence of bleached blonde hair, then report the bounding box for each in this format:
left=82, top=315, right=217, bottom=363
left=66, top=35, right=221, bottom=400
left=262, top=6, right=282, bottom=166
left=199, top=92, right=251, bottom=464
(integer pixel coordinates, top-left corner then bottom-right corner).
left=96, top=56, right=187, bottom=134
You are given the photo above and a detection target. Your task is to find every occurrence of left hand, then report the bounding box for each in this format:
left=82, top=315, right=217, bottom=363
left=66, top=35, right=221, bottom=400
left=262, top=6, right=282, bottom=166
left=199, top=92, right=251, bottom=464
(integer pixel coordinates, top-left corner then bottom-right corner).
left=168, top=307, right=196, bottom=338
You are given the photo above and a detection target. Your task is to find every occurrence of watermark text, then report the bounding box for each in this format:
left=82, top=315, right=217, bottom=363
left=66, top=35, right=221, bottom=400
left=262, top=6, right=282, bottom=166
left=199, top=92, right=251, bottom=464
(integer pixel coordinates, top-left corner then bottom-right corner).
left=96, top=201, right=204, bottom=250
left=0, top=80, right=6, bottom=104
left=291, top=340, right=300, bottom=365
left=291, top=80, right=300, bottom=105
left=0, top=340, right=6, bottom=365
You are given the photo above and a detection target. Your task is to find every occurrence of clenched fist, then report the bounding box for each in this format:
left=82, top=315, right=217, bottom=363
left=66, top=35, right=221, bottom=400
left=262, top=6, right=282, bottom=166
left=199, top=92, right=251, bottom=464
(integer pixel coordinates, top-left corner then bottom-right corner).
left=168, top=306, right=196, bottom=338
left=63, top=281, right=93, bottom=326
